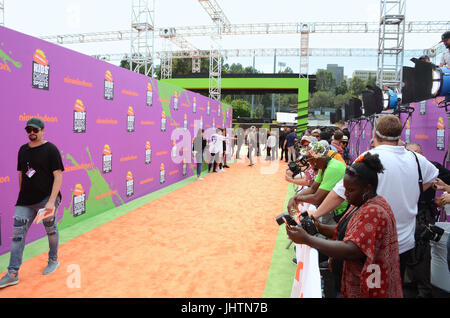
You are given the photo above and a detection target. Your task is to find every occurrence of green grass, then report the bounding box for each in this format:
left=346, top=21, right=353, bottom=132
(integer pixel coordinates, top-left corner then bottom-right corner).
left=262, top=183, right=298, bottom=298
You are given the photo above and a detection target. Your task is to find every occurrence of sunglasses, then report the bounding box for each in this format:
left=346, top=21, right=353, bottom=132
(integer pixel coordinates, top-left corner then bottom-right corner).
left=25, top=127, right=41, bottom=134
left=346, top=166, right=360, bottom=177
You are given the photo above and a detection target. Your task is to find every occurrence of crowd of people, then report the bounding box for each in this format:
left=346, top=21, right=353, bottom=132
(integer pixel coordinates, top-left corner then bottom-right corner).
left=284, top=114, right=450, bottom=298
left=2, top=115, right=449, bottom=299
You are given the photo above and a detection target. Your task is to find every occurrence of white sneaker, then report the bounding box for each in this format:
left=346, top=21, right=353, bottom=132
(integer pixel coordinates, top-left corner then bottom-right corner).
left=197, top=177, right=204, bottom=180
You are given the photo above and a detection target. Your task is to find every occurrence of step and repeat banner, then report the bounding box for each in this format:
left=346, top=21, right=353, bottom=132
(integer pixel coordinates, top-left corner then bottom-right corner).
left=347, top=97, right=449, bottom=167
left=0, top=26, right=232, bottom=256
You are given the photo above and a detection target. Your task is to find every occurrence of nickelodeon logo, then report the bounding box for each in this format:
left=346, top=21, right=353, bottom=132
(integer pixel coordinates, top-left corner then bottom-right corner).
left=0, top=176, right=11, bottom=184
left=19, top=113, right=58, bottom=123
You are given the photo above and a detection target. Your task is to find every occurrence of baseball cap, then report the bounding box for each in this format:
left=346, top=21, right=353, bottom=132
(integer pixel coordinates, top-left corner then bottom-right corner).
left=311, top=129, right=321, bottom=135
left=342, top=135, right=349, bottom=142
left=26, top=118, right=45, bottom=129
left=442, top=31, right=450, bottom=42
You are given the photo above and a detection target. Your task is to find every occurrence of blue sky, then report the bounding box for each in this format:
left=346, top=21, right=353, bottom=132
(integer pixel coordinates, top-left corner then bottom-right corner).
left=3, top=0, right=448, bottom=76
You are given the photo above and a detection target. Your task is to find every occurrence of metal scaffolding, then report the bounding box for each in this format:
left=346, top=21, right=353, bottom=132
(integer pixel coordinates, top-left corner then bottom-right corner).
left=199, top=0, right=230, bottom=102
left=130, top=0, right=154, bottom=77
left=299, top=23, right=310, bottom=78
left=377, top=0, right=406, bottom=90
left=39, top=21, right=450, bottom=45
left=91, top=47, right=425, bottom=62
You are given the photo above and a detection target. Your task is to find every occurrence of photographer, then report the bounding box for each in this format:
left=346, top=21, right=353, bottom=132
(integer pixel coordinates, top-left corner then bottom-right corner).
left=310, top=115, right=439, bottom=293
left=287, top=141, right=348, bottom=224
left=439, top=31, right=450, bottom=68
left=406, top=142, right=450, bottom=297
left=286, top=153, right=403, bottom=298
left=285, top=136, right=319, bottom=190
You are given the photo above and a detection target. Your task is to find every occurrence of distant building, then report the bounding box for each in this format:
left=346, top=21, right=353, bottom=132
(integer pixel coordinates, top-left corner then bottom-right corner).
left=317, top=64, right=345, bottom=85
left=351, top=70, right=396, bottom=83
left=327, top=64, right=344, bottom=85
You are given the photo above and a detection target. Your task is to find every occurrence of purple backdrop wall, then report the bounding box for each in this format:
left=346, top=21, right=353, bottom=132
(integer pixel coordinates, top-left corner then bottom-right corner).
left=0, top=26, right=233, bottom=256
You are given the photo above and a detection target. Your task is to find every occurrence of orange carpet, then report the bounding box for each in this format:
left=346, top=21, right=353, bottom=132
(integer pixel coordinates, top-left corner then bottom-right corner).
left=0, top=155, right=289, bottom=298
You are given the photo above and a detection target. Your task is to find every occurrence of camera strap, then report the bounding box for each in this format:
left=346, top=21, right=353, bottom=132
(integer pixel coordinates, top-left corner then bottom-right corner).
left=408, top=150, right=424, bottom=200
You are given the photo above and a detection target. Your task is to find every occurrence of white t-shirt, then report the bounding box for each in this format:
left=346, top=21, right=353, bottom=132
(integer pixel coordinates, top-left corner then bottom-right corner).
left=209, top=134, right=224, bottom=154
left=267, top=135, right=276, bottom=148
left=440, top=50, right=450, bottom=68
left=333, top=145, right=438, bottom=254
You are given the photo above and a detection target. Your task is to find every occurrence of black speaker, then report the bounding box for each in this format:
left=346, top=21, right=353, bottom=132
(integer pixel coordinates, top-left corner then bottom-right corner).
left=348, top=98, right=362, bottom=119
left=344, top=104, right=351, bottom=121
left=330, top=112, right=337, bottom=123
left=401, top=58, right=435, bottom=104
left=362, top=86, right=383, bottom=116
left=336, top=108, right=342, bottom=122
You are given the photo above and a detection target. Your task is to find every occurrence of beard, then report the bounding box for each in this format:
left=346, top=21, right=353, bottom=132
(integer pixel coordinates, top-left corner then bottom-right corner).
left=28, top=134, right=38, bottom=141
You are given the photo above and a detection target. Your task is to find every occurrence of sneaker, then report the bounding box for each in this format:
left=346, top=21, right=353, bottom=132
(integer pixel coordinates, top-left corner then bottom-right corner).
left=292, top=258, right=297, bottom=265
left=223, top=165, right=230, bottom=168
left=197, top=177, right=204, bottom=180
left=43, top=259, right=59, bottom=275
left=218, top=169, right=224, bottom=173
left=0, top=272, right=19, bottom=288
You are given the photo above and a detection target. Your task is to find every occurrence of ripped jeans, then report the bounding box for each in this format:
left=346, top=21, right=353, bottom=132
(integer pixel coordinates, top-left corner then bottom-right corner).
left=8, top=196, right=61, bottom=273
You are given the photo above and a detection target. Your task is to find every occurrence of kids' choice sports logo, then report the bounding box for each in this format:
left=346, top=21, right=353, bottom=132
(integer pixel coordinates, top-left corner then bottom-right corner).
left=184, top=114, right=188, bottom=131
left=102, top=144, right=112, bottom=173
left=171, top=139, right=177, bottom=159
left=161, top=111, right=167, bottom=132
left=104, top=70, right=114, bottom=100
left=405, top=120, right=411, bottom=144
left=420, top=100, right=426, bottom=115
left=126, top=171, right=134, bottom=197
left=32, top=49, right=50, bottom=90
left=73, top=184, right=86, bottom=217
left=147, top=83, right=153, bottom=106
left=73, top=99, right=86, bottom=133
left=173, top=91, right=179, bottom=110
left=160, top=163, right=166, bottom=184
left=145, top=141, right=152, bottom=164
left=127, top=106, right=135, bottom=132
left=437, top=117, right=445, bottom=150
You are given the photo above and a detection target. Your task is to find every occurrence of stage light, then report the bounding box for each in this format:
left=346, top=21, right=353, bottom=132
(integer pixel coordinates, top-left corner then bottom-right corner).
left=382, top=88, right=399, bottom=110
left=431, top=67, right=450, bottom=98
left=401, top=58, right=450, bottom=104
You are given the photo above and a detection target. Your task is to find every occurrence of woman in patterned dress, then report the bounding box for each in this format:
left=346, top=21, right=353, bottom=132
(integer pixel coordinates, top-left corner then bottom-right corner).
left=287, top=152, right=403, bottom=298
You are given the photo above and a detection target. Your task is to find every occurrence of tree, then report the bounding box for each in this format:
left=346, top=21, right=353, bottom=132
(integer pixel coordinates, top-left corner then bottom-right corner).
left=348, top=76, right=366, bottom=97
left=278, top=66, right=294, bottom=74
left=229, top=99, right=251, bottom=118
left=311, top=91, right=335, bottom=110
left=366, top=76, right=377, bottom=88
left=334, top=93, right=352, bottom=108
left=335, top=80, right=348, bottom=95
left=315, top=70, right=337, bottom=92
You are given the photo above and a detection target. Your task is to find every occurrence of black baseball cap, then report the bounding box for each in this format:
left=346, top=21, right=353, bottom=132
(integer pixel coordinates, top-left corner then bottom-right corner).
left=26, top=118, right=45, bottom=129
left=442, top=31, right=450, bottom=42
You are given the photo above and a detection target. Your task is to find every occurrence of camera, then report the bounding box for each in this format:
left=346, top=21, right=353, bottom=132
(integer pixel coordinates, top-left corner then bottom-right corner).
left=275, top=212, right=298, bottom=227
left=287, top=155, right=309, bottom=178
left=419, top=224, right=444, bottom=242
left=299, top=211, right=318, bottom=236
left=275, top=211, right=318, bottom=236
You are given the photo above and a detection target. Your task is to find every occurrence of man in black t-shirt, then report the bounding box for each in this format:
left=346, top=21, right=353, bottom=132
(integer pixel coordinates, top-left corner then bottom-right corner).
left=0, top=118, right=64, bottom=289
